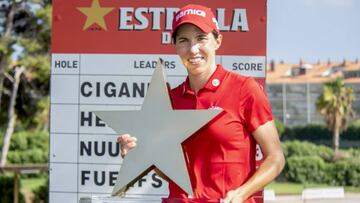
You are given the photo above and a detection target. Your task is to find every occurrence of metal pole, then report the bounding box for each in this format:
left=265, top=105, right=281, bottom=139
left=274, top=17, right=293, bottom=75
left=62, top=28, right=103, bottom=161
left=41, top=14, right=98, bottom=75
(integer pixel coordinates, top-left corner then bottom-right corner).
left=282, top=83, right=287, bottom=125
left=13, top=172, right=19, bottom=203
left=307, top=83, right=311, bottom=124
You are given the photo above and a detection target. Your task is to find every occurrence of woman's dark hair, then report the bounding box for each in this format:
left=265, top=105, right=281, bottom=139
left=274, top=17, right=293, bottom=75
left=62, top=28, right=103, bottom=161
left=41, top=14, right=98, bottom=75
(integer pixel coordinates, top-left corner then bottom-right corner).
left=172, top=29, right=219, bottom=44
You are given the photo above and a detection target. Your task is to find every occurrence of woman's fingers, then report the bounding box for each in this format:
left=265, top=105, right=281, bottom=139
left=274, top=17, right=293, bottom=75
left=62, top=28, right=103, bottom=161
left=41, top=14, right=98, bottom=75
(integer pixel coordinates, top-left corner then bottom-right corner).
left=117, top=134, right=137, bottom=158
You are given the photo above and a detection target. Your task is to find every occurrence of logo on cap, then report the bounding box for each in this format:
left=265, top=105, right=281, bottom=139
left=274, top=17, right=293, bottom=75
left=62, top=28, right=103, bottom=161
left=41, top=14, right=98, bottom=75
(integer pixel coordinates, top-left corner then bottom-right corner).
left=175, top=9, right=206, bottom=22
left=172, top=5, right=220, bottom=37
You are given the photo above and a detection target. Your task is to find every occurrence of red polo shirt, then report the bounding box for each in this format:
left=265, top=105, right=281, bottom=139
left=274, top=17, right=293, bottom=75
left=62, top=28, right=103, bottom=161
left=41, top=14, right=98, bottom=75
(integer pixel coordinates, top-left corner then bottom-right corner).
left=165, top=65, right=273, bottom=203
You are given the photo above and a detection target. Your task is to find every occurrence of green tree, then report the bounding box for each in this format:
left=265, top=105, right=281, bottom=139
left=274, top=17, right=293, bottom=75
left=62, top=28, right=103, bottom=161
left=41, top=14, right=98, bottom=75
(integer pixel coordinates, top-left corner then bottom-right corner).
left=15, top=1, right=51, bottom=130
left=0, top=0, right=51, bottom=166
left=1, top=0, right=51, bottom=124
left=316, top=77, right=356, bottom=155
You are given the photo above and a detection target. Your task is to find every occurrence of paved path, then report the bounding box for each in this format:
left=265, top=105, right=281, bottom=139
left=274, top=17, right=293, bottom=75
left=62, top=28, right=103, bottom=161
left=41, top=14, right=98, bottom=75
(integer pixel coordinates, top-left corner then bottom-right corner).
left=266, top=193, right=360, bottom=203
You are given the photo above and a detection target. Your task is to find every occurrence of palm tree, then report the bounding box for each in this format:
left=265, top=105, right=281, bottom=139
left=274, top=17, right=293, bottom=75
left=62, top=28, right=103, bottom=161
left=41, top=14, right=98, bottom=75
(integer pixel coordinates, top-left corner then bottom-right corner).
left=316, top=77, right=356, bottom=155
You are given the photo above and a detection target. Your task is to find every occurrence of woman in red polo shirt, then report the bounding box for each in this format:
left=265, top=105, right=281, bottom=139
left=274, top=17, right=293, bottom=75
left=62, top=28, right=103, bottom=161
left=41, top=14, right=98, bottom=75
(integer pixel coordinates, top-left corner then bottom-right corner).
left=119, top=4, right=285, bottom=203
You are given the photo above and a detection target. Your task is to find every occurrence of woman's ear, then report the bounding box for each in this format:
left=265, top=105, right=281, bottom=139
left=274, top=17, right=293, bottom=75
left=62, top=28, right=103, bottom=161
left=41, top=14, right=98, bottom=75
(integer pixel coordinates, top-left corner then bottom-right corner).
left=215, top=34, right=223, bottom=50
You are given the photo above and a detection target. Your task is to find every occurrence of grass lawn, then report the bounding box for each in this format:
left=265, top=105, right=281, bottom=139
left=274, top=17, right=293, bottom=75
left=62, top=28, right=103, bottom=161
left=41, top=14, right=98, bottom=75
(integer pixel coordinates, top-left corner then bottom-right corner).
left=266, top=182, right=360, bottom=195
left=21, top=176, right=47, bottom=192
left=21, top=175, right=47, bottom=202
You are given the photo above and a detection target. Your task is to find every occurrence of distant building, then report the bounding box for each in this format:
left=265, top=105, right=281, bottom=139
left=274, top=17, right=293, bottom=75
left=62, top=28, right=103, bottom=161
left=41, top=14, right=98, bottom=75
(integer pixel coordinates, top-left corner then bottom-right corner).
left=266, top=59, right=360, bottom=126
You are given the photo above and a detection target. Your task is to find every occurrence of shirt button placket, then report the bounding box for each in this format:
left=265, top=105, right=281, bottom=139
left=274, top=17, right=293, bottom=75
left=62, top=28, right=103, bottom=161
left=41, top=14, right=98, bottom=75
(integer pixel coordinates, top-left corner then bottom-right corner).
left=195, top=95, right=200, bottom=109
left=195, top=91, right=206, bottom=109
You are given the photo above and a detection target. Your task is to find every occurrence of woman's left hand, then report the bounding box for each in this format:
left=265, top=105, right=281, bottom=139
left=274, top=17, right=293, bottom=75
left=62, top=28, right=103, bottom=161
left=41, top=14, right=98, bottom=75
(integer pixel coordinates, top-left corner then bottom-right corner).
left=223, top=189, right=245, bottom=203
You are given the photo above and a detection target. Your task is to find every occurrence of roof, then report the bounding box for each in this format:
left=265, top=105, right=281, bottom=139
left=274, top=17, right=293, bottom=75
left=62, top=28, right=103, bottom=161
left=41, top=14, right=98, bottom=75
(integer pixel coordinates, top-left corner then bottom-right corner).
left=266, top=60, right=360, bottom=84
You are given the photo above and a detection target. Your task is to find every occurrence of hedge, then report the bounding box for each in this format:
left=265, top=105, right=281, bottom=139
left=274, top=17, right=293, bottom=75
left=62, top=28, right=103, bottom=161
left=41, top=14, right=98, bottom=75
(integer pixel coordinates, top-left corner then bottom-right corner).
left=0, top=175, right=25, bottom=203
left=285, top=155, right=327, bottom=184
left=282, top=122, right=360, bottom=141
left=281, top=140, right=360, bottom=187
left=282, top=140, right=334, bottom=162
left=341, top=120, right=360, bottom=141
left=282, top=124, right=331, bottom=141
left=33, top=179, right=49, bottom=203
left=284, top=157, right=360, bottom=187
left=327, top=160, right=360, bottom=187
left=3, top=130, right=49, bottom=164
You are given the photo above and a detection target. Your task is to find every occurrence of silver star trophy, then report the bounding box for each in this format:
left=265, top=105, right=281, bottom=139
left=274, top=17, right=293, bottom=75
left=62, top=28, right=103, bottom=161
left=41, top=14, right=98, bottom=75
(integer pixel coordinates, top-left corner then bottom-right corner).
left=93, top=59, right=222, bottom=201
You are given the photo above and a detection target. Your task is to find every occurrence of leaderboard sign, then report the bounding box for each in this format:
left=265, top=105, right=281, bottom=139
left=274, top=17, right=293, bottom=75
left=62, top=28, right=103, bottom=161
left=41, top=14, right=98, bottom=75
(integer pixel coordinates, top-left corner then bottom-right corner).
left=50, top=0, right=267, bottom=202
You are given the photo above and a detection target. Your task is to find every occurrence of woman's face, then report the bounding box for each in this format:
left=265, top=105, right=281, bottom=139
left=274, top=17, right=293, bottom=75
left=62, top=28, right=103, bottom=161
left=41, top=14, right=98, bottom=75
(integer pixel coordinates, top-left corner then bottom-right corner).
left=175, top=24, right=222, bottom=76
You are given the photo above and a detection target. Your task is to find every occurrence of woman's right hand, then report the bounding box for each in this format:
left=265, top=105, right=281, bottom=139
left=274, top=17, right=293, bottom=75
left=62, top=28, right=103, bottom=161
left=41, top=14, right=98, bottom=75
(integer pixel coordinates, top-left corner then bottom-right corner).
left=117, top=134, right=137, bottom=158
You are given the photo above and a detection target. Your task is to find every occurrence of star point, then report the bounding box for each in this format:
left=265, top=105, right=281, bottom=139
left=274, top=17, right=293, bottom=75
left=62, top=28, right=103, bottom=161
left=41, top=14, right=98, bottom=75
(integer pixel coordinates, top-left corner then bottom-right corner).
left=94, top=60, right=222, bottom=197
left=77, top=0, right=114, bottom=31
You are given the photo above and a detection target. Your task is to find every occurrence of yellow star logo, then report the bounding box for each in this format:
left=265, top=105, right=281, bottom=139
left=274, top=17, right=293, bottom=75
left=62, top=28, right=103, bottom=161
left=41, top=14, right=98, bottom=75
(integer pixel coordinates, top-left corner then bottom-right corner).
left=77, top=0, right=114, bottom=31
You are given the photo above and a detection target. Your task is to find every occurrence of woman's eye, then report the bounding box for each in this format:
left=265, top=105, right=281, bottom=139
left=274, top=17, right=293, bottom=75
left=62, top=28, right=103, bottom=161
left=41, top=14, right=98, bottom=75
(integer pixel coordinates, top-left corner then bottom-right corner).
left=178, top=39, right=187, bottom=43
left=198, top=36, right=207, bottom=41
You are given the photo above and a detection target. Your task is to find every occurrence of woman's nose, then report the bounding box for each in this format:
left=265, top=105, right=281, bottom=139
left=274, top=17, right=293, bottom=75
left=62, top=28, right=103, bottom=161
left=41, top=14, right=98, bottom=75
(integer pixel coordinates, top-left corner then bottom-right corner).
left=190, top=43, right=200, bottom=54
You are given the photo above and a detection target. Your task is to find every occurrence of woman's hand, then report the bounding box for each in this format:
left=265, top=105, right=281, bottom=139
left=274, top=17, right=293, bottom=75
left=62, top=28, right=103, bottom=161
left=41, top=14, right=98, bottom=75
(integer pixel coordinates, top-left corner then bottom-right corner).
left=223, top=189, right=245, bottom=203
left=117, top=134, right=137, bottom=158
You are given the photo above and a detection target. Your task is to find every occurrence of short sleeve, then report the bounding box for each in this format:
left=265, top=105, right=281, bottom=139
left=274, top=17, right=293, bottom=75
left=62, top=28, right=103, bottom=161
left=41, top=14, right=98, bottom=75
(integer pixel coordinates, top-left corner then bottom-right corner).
left=240, top=78, right=273, bottom=133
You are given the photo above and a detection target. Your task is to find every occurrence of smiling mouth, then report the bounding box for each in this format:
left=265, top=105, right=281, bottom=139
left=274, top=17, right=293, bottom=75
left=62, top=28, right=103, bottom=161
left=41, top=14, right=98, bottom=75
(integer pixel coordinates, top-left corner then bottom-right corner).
left=188, top=57, right=204, bottom=64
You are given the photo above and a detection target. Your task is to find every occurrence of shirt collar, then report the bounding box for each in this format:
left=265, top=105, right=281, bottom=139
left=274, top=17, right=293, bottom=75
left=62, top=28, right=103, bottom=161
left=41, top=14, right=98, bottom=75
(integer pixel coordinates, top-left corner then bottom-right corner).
left=182, top=64, right=227, bottom=95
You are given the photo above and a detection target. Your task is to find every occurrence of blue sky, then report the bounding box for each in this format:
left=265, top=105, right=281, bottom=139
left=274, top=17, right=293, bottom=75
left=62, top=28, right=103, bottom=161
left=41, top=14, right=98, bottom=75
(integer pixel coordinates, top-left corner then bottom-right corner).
left=267, top=0, right=360, bottom=64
